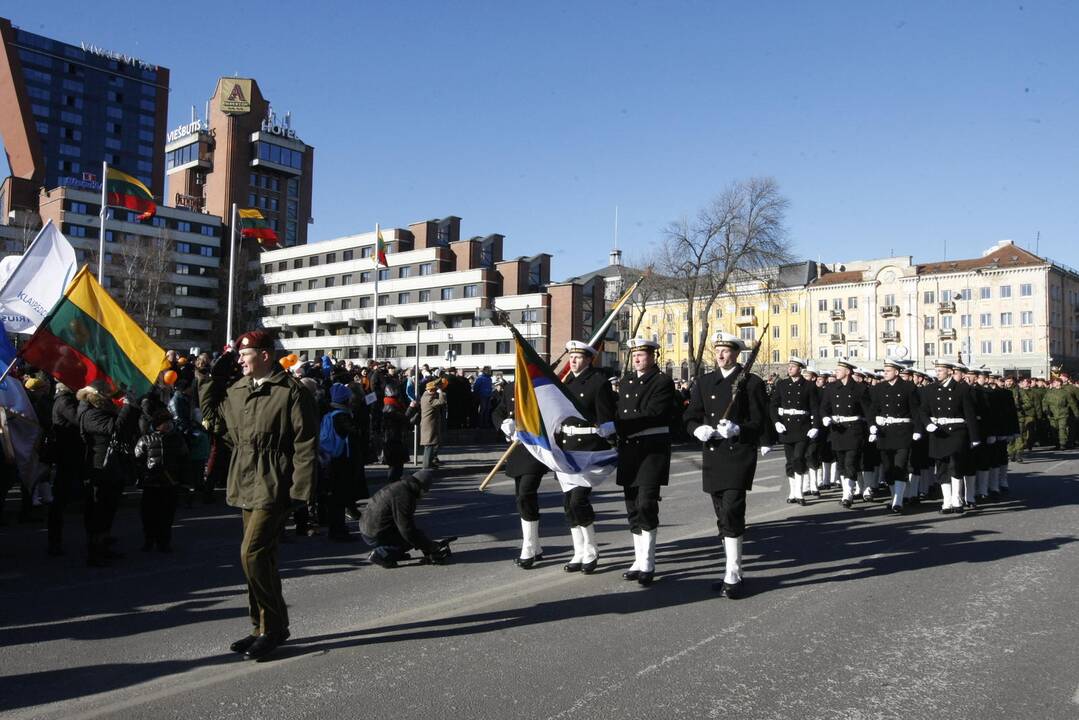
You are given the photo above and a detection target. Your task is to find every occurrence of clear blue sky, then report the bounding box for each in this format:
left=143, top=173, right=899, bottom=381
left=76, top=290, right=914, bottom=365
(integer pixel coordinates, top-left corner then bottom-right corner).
left=4, top=2, right=1079, bottom=278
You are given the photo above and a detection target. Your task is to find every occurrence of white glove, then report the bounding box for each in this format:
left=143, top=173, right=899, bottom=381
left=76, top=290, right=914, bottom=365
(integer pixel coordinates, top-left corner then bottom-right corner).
left=869, top=425, right=878, bottom=435
left=822, top=416, right=832, bottom=427
left=807, top=428, right=820, bottom=439
left=692, top=425, right=715, bottom=442
left=987, top=435, right=997, bottom=444
left=717, top=420, right=741, bottom=439
left=875, top=415, right=886, bottom=426
left=597, top=421, right=616, bottom=439
left=774, top=421, right=786, bottom=434
left=912, top=432, right=923, bottom=441
left=971, top=441, right=981, bottom=448
left=500, top=418, right=516, bottom=438
left=868, top=434, right=877, bottom=443
left=925, top=423, right=938, bottom=433
left=760, top=445, right=772, bottom=456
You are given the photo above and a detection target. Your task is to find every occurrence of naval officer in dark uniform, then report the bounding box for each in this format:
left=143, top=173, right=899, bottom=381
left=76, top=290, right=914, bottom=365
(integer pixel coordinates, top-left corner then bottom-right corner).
left=769, top=355, right=820, bottom=506
left=868, top=359, right=922, bottom=513
left=684, top=332, right=768, bottom=599
left=920, top=360, right=981, bottom=514
left=615, top=337, right=675, bottom=587
left=555, top=340, right=617, bottom=574
left=819, top=359, right=873, bottom=508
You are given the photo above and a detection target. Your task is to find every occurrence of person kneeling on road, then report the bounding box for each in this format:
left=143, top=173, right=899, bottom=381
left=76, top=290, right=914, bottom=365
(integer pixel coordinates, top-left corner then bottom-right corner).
left=360, top=469, right=451, bottom=567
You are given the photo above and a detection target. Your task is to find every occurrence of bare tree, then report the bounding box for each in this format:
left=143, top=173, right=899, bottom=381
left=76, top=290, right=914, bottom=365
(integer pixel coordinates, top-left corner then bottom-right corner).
left=658, top=177, right=792, bottom=377
left=114, top=229, right=174, bottom=337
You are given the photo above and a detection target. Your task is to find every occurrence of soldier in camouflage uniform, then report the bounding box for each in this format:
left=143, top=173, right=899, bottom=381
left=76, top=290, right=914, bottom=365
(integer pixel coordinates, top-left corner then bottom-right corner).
left=1031, top=378, right=1050, bottom=447
left=1044, top=378, right=1078, bottom=450
left=1062, top=374, right=1079, bottom=448
left=1008, top=377, right=1037, bottom=463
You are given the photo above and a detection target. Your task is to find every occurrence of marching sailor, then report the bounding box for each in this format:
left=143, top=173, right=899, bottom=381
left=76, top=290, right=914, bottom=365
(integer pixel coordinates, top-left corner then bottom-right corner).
left=820, top=359, right=873, bottom=508
left=868, top=359, right=922, bottom=513
left=769, top=356, right=821, bottom=506
left=684, top=332, right=768, bottom=598
left=555, top=341, right=618, bottom=573
left=491, top=385, right=550, bottom=569
left=920, top=360, right=981, bottom=514
left=614, top=337, right=676, bottom=587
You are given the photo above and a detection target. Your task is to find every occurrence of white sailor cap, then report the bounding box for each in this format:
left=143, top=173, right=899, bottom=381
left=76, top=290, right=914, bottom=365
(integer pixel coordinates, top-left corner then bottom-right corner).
left=787, top=355, right=807, bottom=368
left=819, top=369, right=834, bottom=377
left=836, top=359, right=858, bottom=371
left=954, top=362, right=970, bottom=372
left=565, top=340, right=596, bottom=356
left=804, top=365, right=819, bottom=376
left=711, top=331, right=746, bottom=351
left=852, top=366, right=869, bottom=376
left=933, top=359, right=955, bottom=369
left=626, top=337, right=659, bottom=352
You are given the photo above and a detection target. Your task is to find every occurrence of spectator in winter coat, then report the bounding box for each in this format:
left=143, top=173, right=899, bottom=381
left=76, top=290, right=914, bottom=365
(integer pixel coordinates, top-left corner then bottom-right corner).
left=134, top=409, right=189, bottom=552
left=381, top=386, right=410, bottom=482
left=48, top=382, right=84, bottom=556
left=419, top=381, right=446, bottom=468
left=360, top=469, right=449, bottom=567
left=322, top=383, right=367, bottom=542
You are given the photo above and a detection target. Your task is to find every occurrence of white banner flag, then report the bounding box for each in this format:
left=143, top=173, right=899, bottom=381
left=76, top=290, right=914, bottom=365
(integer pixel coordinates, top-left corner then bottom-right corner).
left=0, top=220, right=78, bottom=334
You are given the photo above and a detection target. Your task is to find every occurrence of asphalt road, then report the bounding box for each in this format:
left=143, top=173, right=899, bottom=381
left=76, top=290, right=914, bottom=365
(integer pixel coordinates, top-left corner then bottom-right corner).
left=2, top=446, right=1078, bottom=720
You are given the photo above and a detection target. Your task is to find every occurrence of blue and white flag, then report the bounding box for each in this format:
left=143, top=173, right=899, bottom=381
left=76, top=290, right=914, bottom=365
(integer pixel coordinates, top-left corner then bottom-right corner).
left=0, top=220, right=77, bottom=334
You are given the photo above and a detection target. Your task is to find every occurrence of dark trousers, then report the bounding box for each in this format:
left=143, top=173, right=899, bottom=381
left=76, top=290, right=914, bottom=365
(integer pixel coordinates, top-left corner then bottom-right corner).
left=47, top=466, right=81, bottom=550
left=934, top=455, right=968, bottom=483
left=879, top=447, right=911, bottom=484
left=834, top=447, right=862, bottom=481
left=805, top=441, right=821, bottom=470
left=623, top=484, right=661, bottom=533
left=240, top=507, right=290, bottom=638
left=514, top=474, right=543, bottom=521
left=85, top=469, right=123, bottom=537
left=710, top=489, right=747, bottom=538
left=782, top=440, right=810, bottom=476
left=140, top=485, right=177, bottom=548
left=563, top=486, right=595, bottom=527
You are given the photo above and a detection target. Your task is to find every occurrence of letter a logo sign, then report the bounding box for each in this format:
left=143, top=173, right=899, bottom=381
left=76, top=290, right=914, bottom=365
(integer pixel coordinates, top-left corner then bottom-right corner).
left=219, top=77, right=253, bottom=115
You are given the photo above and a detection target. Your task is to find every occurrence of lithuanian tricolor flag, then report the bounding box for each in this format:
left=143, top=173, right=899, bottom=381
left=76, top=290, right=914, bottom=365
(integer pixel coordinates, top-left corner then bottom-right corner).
left=376, top=227, right=388, bottom=267
left=106, top=167, right=156, bottom=221
left=238, top=208, right=279, bottom=249
left=20, top=266, right=169, bottom=396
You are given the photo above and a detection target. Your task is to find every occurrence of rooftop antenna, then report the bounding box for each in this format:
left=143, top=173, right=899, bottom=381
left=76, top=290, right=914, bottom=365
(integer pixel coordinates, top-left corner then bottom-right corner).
left=614, top=205, right=619, bottom=250
left=191, top=104, right=196, bottom=123
left=1035, top=230, right=1040, bottom=256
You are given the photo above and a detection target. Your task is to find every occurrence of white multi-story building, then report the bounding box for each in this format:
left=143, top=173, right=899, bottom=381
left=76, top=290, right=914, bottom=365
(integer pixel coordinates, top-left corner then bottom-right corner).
left=253, top=216, right=592, bottom=371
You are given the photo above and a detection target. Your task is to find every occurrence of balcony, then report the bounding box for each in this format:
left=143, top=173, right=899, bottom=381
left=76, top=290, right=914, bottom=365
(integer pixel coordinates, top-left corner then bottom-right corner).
left=880, top=305, right=900, bottom=318
left=939, top=328, right=957, bottom=340
left=938, top=301, right=956, bottom=314
left=830, top=309, right=845, bottom=321
left=881, top=330, right=900, bottom=343
left=735, top=314, right=758, bottom=327
left=830, top=333, right=846, bottom=344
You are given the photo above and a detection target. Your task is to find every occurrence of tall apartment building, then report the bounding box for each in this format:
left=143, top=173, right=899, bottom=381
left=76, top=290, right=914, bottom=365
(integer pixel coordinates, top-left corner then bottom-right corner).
left=37, top=185, right=223, bottom=352
left=254, top=216, right=604, bottom=371
left=0, top=16, right=169, bottom=218
left=166, top=77, right=314, bottom=248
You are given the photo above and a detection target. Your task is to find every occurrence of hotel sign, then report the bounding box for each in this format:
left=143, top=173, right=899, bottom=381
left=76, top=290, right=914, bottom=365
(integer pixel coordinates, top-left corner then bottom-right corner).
left=80, top=42, right=158, bottom=71
left=219, top=77, right=253, bottom=115
left=166, top=119, right=206, bottom=143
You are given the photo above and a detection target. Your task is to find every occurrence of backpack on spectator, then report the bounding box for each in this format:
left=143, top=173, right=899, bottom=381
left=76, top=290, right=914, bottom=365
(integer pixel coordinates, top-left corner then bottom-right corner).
left=318, top=410, right=350, bottom=466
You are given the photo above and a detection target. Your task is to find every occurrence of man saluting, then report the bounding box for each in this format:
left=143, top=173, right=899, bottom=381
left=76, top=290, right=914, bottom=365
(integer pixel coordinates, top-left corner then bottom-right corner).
left=683, top=332, right=768, bottom=599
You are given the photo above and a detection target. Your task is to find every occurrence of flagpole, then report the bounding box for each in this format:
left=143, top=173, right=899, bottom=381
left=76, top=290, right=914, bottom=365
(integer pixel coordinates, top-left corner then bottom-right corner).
left=226, top=203, right=237, bottom=346
left=372, top=223, right=379, bottom=362
left=98, top=160, right=108, bottom=282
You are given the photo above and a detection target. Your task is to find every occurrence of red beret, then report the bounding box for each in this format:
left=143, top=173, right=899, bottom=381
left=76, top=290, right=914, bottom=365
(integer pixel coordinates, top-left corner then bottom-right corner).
left=236, top=330, right=275, bottom=351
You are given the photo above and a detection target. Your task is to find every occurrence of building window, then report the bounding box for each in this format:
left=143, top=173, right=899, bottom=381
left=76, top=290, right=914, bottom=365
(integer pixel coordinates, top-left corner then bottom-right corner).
left=378, top=295, right=389, bottom=306
left=360, top=297, right=371, bottom=308
left=739, top=306, right=754, bottom=317
left=739, top=327, right=756, bottom=341
left=666, top=332, right=674, bottom=347
left=360, top=247, right=373, bottom=258
left=398, top=292, right=411, bottom=304
left=818, top=299, right=828, bottom=312
left=942, top=341, right=953, bottom=355
left=924, top=342, right=936, bottom=357
left=471, top=342, right=485, bottom=356
left=378, top=269, right=390, bottom=281
left=1021, top=311, right=1033, bottom=325
left=360, top=272, right=371, bottom=283
left=441, top=288, right=454, bottom=301
left=418, top=290, right=430, bottom=302
left=292, top=282, right=302, bottom=292
left=325, top=277, right=336, bottom=288
left=772, top=303, right=781, bottom=315
left=1021, top=339, right=1033, bottom=353
left=960, top=314, right=972, bottom=329
left=832, top=298, right=843, bottom=311
left=715, top=308, right=723, bottom=319
left=308, top=279, right=318, bottom=290
left=175, top=264, right=190, bottom=275
left=979, top=313, right=992, bottom=327
left=789, top=303, right=799, bottom=314
left=772, top=326, right=780, bottom=339
left=305, top=302, right=315, bottom=313
left=464, top=285, right=479, bottom=298
left=941, top=315, right=953, bottom=330
left=818, top=323, right=828, bottom=335
left=980, top=287, right=991, bottom=300
left=958, top=288, right=971, bottom=301
left=1001, top=340, right=1013, bottom=354
left=399, top=266, right=411, bottom=278
left=342, top=249, right=354, bottom=261
left=771, top=350, right=780, bottom=363
left=849, top=348, right=859, bottom=358
left=924, top=316, right=935, bottom=330
left=790, top=325, right=799, bottom=338
left=292, top=304, right=301, bottom=314
left=819, top=347, right=828, bottom=358
left=341, top=276, right=352, bottom=288
left=1000, top=312, right=1012, bottom=326
left=848, top=320, right=858, bottom=333
left=1020, top=283, right=1033, bottom=297
left=522, top=308, right=538, bottom=323
left=175, top=285, right=189, bottom=296
left=980, top=340, right=992, bottom=354
left=341, top=298, right=352, bottom=310
left=293, top=259, right=303, bottom=269
left=419, top=262, right=433, bottom=276
left=496, top=341, right=511, bottom=354
left=1000, top=285, right=1011, bottom=298
left=941, top=289, right=953, bottom=302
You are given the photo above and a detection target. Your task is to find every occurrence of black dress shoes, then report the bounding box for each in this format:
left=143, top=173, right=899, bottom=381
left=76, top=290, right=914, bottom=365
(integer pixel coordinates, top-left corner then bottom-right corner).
left=718, top=580, right=743, bottom=599
left=891, top=505, right=904, bottom=514
left=515, top=553, right=542, bottom=570
left=798, top=498, right=807, bottom=506
left=245, top=633, right=284, bottom=662
left=637, top=571, right=654, bottom=587
left=841, top=499, right=853, bottom=508
left=563, top=561, right=582, bottom=573
left=622, top=569, right=640, bottom=581
left=230, top=635, right=259, bottom=654
left=581, top=559, right=598, bottom=574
